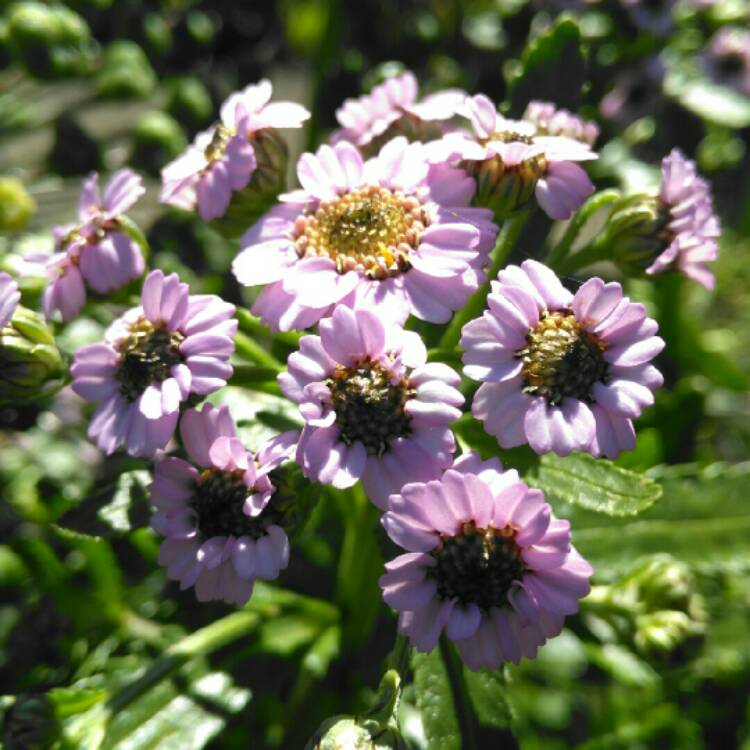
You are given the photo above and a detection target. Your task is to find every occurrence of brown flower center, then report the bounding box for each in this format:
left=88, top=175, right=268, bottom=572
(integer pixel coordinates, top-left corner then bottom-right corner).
left=517, top=310, right=609, bottom=405
left=428, top=522, right=526, bottom=611
left=294, top=186, right=429, bottom=280
left=325, top=358, right=414, bottom=455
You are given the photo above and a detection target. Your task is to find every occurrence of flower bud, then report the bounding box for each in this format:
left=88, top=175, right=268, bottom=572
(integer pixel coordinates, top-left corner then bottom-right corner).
left=0, top=177, right=36, bottom=231
left=130, top=111, right=187, bottom=176
left=95, top=41, right=156, bottom=100
left=634, top=610, right=705, bottom=657
left=305, top=671, right=406, bottom=750
left=603, top=193, right=671, bottom=276
left=628, top=557, right=694, bottom=613
left=3, top=693, right=60, bottom=750
left=465, top=154, right=541, bottom=221
left=0, top=305, right=64, bottom=404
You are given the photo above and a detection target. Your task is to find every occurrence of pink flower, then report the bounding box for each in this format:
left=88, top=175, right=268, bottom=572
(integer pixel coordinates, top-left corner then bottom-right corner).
left=0, top=272, right=21, bottom=329
left=152, top=403, right=298, bottom=605
left=432, top=94, right=597, bottom=220
left=333, top=70, right=466, bottom=151
left=462, top=260, right=664, bottom=458
left=649, top=149, right=720, bottom=289
left=278, top=306, right=463, bottom=509
left=232, top=137, right=498, bottom=331
left=71, top=269, right=237, bottom=457
left=379, top=452, right=593, bottom=670
left=523, top=101, right=599, bottom=146
left=42, top=169, right=145, bottom=322
left=160, top=79, right=309, bottom=221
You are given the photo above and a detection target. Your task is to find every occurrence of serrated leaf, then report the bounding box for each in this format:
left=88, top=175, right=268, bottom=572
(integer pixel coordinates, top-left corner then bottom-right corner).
left=411, top=650, right=461, bottom=750
left=528, top=453, right=662, bottom=517
left=508, top=15, right=585, bottom=112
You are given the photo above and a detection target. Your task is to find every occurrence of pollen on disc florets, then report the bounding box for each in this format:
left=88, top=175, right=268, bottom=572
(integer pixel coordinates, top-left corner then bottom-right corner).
left=428, top=522, right=526, bottom=612
left=115, top=318, right=185, bottom=401
left=293, top=186, right=430, bottom=280
left=190, top=469, right=279, bottom=540
left=517, top=310, right=609, bottom=406
left=204, top=122, right=235, bottom=163
left=325, top=358, right=415, bottom=455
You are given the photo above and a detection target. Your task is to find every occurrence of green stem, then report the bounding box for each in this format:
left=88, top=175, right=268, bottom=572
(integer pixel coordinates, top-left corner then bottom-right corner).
left=388, top=633, right=411, bottom=678
left=439, top=636, right=478, bottom=750
left=233, top=330, right=283, bottom=371
left=236, top=308, right=300, bottom=350
left=439, top=209, right=532, bottom=350
left=555, top=233, right=611, bottom=275
left=109, top=610, right=259, bottom=714
left=228, top=363, right=283, bottom=395
left=546, top=189, right=621, bottom=270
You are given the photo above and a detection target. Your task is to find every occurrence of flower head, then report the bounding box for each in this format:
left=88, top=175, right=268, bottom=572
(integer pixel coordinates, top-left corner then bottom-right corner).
left=705, top=27, right=750, bottom=97
left=433, top=94, right=597, bottom=220
left=523, top=101, right=599, bottom=146
left=462, top=260, right=664, bottom=458
left=0, top=272, right=21, bottom=329
left=333, top=70, right=466, bottom=153
left=160, top=79, right=309, bottom=221
left=379, top=452, right=593, bottom=670
left=71, top=269, right=236, bottom=457
left=42, top=169, right=145, bottom=321
left=279, top=306, right=463, bottom=508
left=152, top=403, right=298, bottom=605
left=233, top=137, right=497, bottom=331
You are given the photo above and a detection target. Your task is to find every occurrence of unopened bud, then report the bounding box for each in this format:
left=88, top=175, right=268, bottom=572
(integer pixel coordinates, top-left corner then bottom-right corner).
left=0, top=305, right=64, bottom=404
left=0, top=177, right=36, bottom=231
left=634, top=609, right=705, bottom=657
left=3, top=693, right=60, bottom=750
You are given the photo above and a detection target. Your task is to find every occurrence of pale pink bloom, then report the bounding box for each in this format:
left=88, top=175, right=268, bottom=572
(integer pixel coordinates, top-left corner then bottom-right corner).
left=705, top=27, right=750, bottom=97
left=160, top=79, right=309, bottom=221
left=71, top=269, right=236, bottom=457
left=278, top=306, right=463, bottom=508
left=232, top=137, right=497, bottom=331
left=462, top=260, right=664, bottom=459
left=649, top=149, right=720, bottom=289
left=41, top=169, right=145, bottom=322
left=152, top=403, right=298, bottom=605
left=333, top=70, right=466, bottom=150
left=380, top=452, right=593, bottom=670
left=523, top=101, right=599, bottom=146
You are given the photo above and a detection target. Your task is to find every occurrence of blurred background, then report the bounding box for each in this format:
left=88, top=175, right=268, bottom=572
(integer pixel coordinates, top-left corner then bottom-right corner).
left=0, top=1, right=749, bottom=748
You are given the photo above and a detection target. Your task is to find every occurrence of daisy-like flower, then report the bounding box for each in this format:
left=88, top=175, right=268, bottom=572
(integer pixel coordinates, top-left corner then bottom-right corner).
left=648, top=149, right=720, bottom=289
left=71, top=269, right=237, bottom=457
left=379, top=451, right=593, bottom=670
left=0, top=272, right=21, bottom=329
left=278, top=306, right=463, bottom=508
left=705, top=27, right=750, bottom=97
left=333, top=70, right=466, bottom=154
left=160, top=79, right=310, bottom=222
left=462, top=260, right=664, bottom=459
left=522, top=101, right=599, bottom=146
left=152, top=403, right=298, bottom=605
left=432, top=94, right=597, bottom=220
left=41, top=169, right=145, bottom=322
left=232, top=137, right=498, bottom=331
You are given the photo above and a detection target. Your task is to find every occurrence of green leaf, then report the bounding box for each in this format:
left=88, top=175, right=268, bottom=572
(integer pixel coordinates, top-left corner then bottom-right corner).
left=508, top=15, right=585, bottom=112
left=527, top=453, right=662, bottom=517
left=411, top=650, right=461, bottom=750
left=463, top=668, right=513, bottom=729
left=665, top=71, right=750, bottom=129
left=586, top=643, right=660, bottom=688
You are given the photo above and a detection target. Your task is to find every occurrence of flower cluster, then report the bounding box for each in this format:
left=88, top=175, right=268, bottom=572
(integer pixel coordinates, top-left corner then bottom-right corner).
left=41, top=169, right=146, bottom=321
left=38, top=70, right=720, bottom=674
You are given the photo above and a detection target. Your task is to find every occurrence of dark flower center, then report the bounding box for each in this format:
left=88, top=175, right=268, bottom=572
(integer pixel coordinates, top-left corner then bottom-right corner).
left=428, top=522, right=526, bottom=611
left=517, top=309, right=609, bottom=405
left=325, top=359, right=414, bottom=456
left=116, top=319, right=185, bottom=402
left=717, top=52, right=745, bottom=77
left=294, top=186, right=429, bottom=280
left=190, top=469, right=285, bottom=540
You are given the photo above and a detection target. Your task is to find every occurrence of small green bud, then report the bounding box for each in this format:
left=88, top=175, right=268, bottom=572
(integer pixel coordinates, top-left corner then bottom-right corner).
left=0, top=177, right=36, bottom=231
left=634, top=610, right=705, bottom=657
left=603, top=193, right=671, bottom=276
left=166, top=76, right=213, bottom=129
left=3, top=693, right=60, bottom=750
left=0, top=305, right=65, bottom=404
left=96, top=41, right=156, bottom=100
left=629, top=557, right=694, bottom=613
left=305, top=671, right=406, bottom=750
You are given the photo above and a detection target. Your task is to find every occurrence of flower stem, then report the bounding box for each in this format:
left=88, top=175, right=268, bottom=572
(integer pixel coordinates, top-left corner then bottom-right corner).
left=109, top=610, right=260, bottom=715
left=439, top=635, right=478, bottom=750
left=233, top=330, right=283, bottom=371
left=555, top=232, right=612, bottom=275
left=546, top=189, right=621, bottom=270
left=439, top=209, right=533, bottom=350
